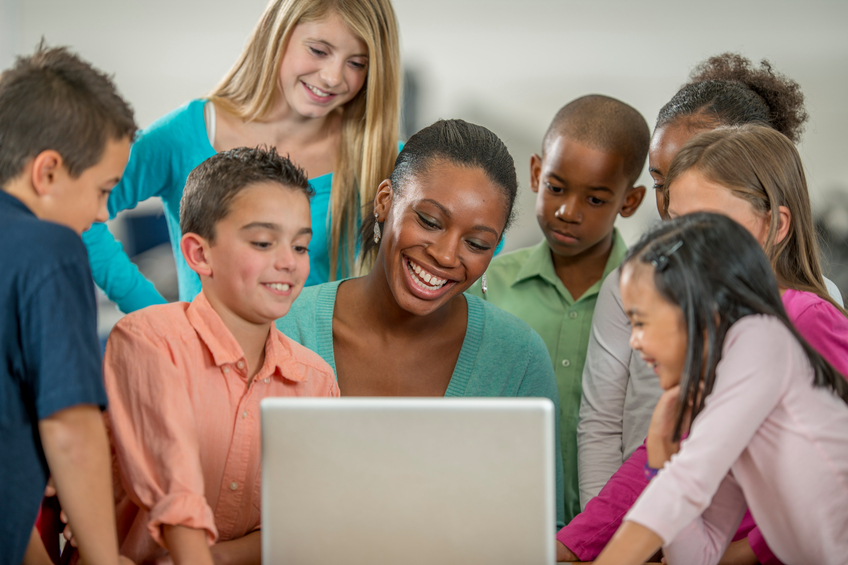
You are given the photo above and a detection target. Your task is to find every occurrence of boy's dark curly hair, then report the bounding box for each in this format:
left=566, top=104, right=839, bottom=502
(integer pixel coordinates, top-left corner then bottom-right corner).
left=657, top=53, right=808, bottom=143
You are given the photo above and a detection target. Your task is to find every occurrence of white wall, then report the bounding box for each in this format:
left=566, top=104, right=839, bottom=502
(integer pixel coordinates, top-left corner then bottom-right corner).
left=8, top=0, right=848, bottom=251
left=0, top=0, right=21, bottom=70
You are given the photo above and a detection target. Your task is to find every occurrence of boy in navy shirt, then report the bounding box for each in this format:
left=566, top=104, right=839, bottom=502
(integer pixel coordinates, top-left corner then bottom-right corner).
left=0, top=45, right=136, bottom=565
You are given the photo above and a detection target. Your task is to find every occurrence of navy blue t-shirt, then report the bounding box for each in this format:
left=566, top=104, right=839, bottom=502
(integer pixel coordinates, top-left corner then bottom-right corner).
left=0, top=191, right=107, bottom=565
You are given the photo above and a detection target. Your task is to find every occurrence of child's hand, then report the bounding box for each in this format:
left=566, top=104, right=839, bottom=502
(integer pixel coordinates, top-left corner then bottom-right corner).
left=555, top=540, right=579, bottom=562
left=55, top=507, right=78, bottom=549
left=44, top=477, right=57, bottom=498
left=647, top=385, right=689, bottom=469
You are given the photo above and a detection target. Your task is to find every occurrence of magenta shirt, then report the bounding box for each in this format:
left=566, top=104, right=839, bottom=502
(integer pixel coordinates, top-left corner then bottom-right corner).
left=558, top=290, right=848, bottom=563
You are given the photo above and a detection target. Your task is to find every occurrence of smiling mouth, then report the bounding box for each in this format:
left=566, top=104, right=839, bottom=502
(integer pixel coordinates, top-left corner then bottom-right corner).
left=303, top=82, right=334, bottom=98
left=263, top=283, right=291, bottom=292
left=406, top=257, right=449, bottom=291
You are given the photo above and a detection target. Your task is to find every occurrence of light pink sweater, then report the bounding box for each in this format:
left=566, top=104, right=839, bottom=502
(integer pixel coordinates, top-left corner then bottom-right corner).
left=626, top=315, right=848, bottom=565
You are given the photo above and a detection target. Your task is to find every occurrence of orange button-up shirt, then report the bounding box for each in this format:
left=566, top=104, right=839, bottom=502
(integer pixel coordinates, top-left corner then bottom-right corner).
left=103, top=291, right=339, bottom=562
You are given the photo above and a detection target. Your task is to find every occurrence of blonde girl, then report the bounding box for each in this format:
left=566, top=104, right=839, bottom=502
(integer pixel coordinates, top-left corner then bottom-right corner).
left=83, top=0, right=401, bottom=313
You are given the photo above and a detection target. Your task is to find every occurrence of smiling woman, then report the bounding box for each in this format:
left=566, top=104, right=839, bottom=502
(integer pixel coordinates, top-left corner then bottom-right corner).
left=277, top=119, right=566, bottom=528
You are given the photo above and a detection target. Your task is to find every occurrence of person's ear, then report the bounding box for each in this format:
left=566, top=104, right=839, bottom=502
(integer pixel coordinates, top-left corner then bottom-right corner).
left=619, top=185, right=647, bottom=218
left=772, top=205, right=792, bottom=245
left=181, top=232, right=213, bottom=277
left=30, top=150, right=64, bottom=196
left=374, top=179, right=393, bottom=221
left=530, top=154, right=542, bottom=193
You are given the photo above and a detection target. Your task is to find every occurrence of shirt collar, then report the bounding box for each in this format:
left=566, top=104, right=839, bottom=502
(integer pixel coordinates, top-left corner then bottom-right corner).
left=511, top=228, right=628, bottom=299
left=0, top=190, right=35, bottom=216
left=186, top=290, right=306, bottom=382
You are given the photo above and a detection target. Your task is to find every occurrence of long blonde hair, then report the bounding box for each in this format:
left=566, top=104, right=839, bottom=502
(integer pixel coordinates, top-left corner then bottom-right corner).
left=209, top=0, right=401, bottom=279
left=665, top=125, right=847, bottom=316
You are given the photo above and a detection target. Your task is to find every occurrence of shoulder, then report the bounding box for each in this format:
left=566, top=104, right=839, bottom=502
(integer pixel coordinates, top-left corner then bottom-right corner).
left=466, top=293, right=548, bottom=356
left=599, top=265, right=623, bottom=299
left=723, top=315, right=798, bottom=360
left=6, top=218, right=89, bottom=281
left=783, top=289, right=844, bottom=324
left=276, top=282, right=337, bottom=339
left=275, top=330, right=335, bottom=379
left=467, top=244, right=539, bottom=297
left=487, top=245, right=536, bottom=272
left=279, top=283, right=330, bottom=322
left=143, top=100, right=204, bottom=136
left=132, top=99, right=207, bottom=154
left=782, top=289, right=848, bottom=373
left=463, top=294, right=556, bottom=396
left=112, top=301, right=193, bottom=342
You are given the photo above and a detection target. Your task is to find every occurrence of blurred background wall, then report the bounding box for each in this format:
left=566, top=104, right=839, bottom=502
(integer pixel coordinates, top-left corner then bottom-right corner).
left=2, top=0, right=847, bottom=329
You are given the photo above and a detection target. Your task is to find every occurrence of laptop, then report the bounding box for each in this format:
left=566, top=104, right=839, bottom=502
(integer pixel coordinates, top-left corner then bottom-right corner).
left=261, top=397, right=556, bottom=565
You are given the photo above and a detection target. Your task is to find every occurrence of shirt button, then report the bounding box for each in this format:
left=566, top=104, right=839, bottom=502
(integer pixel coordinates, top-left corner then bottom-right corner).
left=230, top=481, right=238, bottom=491
left=242, top=411, right=248, bottom=419
left=222, top=367, right=230, bottom=374
left=264, top=377, right=270, bottom=384
left=237, top=361, right=245, bottom=369
left=569, top=311, right=578, bottom=319
left=561, top=359, right=571, bottom=367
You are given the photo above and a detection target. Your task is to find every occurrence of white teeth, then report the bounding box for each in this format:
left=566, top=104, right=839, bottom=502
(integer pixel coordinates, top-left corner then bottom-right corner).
left=266, top=283, right=291, bottom=292
left=406, top=259, right=447, bottom=290
left=305, top=83, right=331, bottom=97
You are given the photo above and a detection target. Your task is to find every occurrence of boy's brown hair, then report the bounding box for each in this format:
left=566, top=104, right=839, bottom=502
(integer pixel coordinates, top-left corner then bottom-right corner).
left=0, top=42, right=137, bottom=188
left=180, top=146, right=313, bottom=243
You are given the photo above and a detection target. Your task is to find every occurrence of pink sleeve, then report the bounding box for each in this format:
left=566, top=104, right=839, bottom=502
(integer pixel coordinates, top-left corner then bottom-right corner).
left=791, top=301, right=848, bottom=377
left=104, top=319, right=217, bottom=547
left=661, top=472, right=748, bottom=565
left=625, top=317, right=791, bottom=544
left=556, top=443, right=649, bottom=560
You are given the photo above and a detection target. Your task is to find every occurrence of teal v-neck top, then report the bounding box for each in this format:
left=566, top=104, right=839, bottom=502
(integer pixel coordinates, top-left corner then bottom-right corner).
left=276, top=279, right=565, bottom=527
left=82, top=99, right=335, bottom=313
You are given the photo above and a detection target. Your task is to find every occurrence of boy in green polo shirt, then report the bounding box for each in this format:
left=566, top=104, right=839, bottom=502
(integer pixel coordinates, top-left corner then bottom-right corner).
left=468, top=94, right=649, bottom=522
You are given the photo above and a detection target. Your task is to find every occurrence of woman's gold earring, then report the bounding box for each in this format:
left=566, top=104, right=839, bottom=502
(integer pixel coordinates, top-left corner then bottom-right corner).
left=373, top=213, right=381, bottom=244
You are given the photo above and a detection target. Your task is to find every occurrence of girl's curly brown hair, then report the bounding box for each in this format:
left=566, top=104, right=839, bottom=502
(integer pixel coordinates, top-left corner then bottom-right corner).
left=657, top=52, right=808, bottom=143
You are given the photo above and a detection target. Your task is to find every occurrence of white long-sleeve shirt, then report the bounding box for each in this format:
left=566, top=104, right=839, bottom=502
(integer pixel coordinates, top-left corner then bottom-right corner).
left=576, top=267, right=661, bottom=508
left=626, top=315, right=848, bottom=565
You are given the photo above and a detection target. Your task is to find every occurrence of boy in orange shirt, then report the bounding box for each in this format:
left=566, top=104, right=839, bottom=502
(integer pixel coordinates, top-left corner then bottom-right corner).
left=102, top=147, right=339, bottom=564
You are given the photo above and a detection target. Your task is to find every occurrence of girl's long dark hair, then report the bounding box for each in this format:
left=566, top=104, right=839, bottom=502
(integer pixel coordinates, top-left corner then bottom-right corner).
left=623, top=212, right=848, bottom=440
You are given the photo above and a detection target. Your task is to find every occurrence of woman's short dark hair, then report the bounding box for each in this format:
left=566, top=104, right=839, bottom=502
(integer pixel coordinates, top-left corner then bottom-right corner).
left=622, top=212, right=848, bottom=440
left=359, top=119, right=518, bottom=266
left=180, top=146, right=312, bottom=243
left=656, top=53, right=808, bottom=143
left=0, top=42, right=137, bottom=188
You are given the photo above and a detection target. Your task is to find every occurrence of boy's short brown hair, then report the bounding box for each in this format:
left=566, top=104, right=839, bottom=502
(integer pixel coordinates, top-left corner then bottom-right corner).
left=180, top=146, right=313, bottom=243
left=0, top=42, right=137, bottom=188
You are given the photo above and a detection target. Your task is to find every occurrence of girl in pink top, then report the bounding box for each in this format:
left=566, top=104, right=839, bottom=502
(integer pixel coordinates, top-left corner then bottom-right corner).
left=590, top=223, right=848, bottom=560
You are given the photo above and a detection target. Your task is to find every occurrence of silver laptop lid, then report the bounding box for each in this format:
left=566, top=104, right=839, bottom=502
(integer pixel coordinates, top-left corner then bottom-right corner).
left=261, top=397, right=555, bottom=565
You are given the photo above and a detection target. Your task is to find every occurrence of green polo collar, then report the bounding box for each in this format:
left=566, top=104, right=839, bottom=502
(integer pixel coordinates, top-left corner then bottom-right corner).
left=511, top=229, right=627, bottom=302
